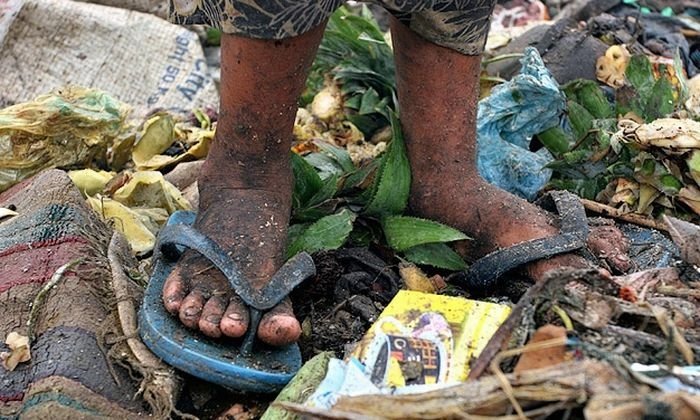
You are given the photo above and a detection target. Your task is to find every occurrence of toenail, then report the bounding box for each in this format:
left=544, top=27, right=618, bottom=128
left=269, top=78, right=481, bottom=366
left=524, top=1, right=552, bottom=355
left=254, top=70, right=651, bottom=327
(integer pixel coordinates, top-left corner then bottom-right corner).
left=184, top=307, right=201, bottom=316
left=205, top=315, right=221, bottom=324
left=227, top=313, right=243, bottom=321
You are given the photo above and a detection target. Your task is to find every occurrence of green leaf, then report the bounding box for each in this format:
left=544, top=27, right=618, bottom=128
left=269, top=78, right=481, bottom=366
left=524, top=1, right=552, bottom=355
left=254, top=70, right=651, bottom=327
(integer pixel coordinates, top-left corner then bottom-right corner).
left=645, top=76, right=675, bottom=121
left=286, top=209, right=357, bottom=257
left=563, top=79, right=613, bottom=119
left=293, top=175, right=341, bottom=222
left=206, top=28, right=222, bottom=46
left=341, top=159, right=379, bottom=193
left=382, top=216, right=468, bottom=252
left=306, top=175, right=339, bottom=207
left=686, top=150, right=700, bottom=186
left=537, top=126, right=572, bottom=156
left=660, top=174, right=682, bottom=193
left=292, top=152, right=323, bottom=209
left=403, top=243, right=467, bottom=271
left=348, top=223, right=376, bottom=247
left=293, top=199, right=342, bottom=223
left=363, top=112, right=410, bottom=217
left=304, top=152, right=345, bottom=180
left=567, top=101, right=594, bottom=140
left=287, top=223, right=309, bottom=246
left=358, top=88, right=381, bottom=114
left=547, top=177, right=603, bottom=200
left=314, top=140, right=355, bottom=173
left=626, top=55, right=655, bottom=98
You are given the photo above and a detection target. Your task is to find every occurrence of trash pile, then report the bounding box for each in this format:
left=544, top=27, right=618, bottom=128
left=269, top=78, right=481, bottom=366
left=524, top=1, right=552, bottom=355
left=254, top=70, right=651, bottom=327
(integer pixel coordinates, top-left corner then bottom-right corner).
left=1, top=0, right=700, bottom=419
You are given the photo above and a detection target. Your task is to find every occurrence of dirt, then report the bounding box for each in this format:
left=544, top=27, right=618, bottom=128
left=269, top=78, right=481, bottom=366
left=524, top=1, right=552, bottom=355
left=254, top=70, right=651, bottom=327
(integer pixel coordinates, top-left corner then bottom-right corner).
left=291, top=248, right=401, bottom=360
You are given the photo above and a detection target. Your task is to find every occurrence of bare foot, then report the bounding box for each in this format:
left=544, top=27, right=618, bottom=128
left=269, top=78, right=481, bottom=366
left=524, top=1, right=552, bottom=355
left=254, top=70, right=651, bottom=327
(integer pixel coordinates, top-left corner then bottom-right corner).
left=159, top=26, right=327, bottom=346
left=162, top=188, right=301, bottom=345
left=389, top=18, right=629, bottom=282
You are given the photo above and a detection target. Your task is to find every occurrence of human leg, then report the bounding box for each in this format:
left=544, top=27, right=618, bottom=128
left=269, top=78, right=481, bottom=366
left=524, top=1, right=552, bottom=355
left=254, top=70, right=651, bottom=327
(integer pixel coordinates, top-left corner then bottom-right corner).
left=389, top=15, right=599, bottom=281
left=162, top=25, right=327, bottom=345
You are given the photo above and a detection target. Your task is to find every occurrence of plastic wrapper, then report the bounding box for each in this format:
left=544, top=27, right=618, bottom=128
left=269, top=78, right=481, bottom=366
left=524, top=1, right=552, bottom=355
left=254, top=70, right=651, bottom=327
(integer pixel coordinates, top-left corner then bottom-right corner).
left=477, top=47, right=565, bottom=200
left=0, top=87, right=128, bottom=192
left=307, top=290, right=511, bottom=409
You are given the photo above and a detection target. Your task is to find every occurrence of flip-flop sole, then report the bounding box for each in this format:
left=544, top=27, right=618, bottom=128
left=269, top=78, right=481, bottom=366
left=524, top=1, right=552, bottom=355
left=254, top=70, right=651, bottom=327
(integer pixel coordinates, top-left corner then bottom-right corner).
left=138, top=211, right=302, bottom=393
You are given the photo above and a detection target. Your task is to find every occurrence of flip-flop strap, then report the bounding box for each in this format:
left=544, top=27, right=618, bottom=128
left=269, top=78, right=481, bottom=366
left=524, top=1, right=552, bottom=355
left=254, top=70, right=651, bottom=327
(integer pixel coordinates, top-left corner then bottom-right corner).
left=154, top=223, right=315, bottom=311
left=454, top=190, right=589, bottom=290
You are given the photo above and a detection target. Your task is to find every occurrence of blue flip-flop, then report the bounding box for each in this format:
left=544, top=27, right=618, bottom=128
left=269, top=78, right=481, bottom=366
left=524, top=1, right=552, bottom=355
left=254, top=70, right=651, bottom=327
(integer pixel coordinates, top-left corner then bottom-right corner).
left=138, top=211, right=315, bottom=393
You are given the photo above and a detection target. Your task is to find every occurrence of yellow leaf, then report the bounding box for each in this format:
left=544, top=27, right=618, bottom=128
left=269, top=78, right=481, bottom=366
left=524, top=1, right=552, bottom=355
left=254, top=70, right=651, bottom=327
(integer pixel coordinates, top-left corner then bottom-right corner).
left=86, top=196, right=158, bottom=254
left=637, top=183, right=660, bottom=214
left=399, top=262, right=439, bottom=293
left=68, top=169, right=115, bottom=197
left=112, top=171, right=191, bottom=213
left=132, top=113, right=176, bottom=168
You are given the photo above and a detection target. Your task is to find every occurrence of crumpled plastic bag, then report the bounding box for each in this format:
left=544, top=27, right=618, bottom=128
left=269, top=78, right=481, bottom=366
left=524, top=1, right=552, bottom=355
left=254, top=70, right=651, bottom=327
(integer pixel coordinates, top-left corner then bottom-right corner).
left=0, top=87, right=129, bottom=192
left=477, top=47, right=565, bottom=200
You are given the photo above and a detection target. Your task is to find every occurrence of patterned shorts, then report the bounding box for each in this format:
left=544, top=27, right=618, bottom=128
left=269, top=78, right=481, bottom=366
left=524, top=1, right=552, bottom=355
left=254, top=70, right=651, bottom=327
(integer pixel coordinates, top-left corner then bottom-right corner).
left=169, top=0, right=496, bottom=55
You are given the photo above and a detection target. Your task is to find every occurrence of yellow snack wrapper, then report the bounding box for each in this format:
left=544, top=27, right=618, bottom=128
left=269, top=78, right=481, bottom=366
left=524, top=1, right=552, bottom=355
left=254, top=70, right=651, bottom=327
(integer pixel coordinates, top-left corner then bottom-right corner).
left=351, top=290, right=510, bottom=387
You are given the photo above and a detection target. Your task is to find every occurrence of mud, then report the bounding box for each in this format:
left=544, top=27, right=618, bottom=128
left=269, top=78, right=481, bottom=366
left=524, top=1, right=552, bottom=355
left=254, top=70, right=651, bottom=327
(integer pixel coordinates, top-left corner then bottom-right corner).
left=291, top=248, right=401, bottom=360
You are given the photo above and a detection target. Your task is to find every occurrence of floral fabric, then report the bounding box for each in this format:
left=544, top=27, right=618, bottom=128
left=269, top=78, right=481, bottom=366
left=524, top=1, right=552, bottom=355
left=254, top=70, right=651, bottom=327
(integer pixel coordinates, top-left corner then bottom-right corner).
left=169, top=0, right=496, bottom=55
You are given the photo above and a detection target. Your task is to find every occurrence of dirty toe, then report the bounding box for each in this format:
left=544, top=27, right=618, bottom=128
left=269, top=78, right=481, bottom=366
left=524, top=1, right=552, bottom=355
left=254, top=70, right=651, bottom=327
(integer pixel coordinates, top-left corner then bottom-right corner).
left=163, top=266, right=187, bottom=314
left=199, top=295, right=227, bottom=338
left=587, top=225, right=632, bottom=273
left=179, top=290, right=207, bottom=329
left=257, top=298, right=301, bottom=346
left=220, top=295, right=249, bottom=338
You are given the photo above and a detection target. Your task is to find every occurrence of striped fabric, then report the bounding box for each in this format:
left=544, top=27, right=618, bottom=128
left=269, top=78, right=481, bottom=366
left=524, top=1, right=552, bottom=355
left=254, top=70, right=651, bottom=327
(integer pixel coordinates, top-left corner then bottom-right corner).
left=0, top=171, right=148, bottom=419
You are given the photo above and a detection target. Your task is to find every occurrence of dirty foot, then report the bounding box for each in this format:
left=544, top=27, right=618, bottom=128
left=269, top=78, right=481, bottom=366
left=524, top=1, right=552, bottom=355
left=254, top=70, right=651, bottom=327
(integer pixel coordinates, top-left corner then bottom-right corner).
left=413, top=179, right=630, bottom=282
left=389, top=18, right=629, bottom=283
left=161, top=188, right=301, bottom=346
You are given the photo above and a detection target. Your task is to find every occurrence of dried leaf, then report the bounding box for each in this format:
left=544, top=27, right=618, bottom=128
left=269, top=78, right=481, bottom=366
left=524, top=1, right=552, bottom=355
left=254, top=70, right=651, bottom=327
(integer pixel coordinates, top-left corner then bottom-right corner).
left=112, top=171, right=191, bottom=214
left=0, top=207, right=18, bottom=221
left=596, top=45, right=630, bottom=88
left=399, top=262, right=440, bottom=293
left=619, top=118, right=700, bottom=150
left=664, top=215, right=700, bottom=266
left=679, top=186, right=700, bottom=217
left=1, top=332, right=31, bottom=371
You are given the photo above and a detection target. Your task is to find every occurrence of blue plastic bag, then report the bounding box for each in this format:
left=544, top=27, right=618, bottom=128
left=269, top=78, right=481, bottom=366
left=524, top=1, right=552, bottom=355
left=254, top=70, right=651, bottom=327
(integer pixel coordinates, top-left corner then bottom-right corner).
left=477, top=47, right=565, bottom=200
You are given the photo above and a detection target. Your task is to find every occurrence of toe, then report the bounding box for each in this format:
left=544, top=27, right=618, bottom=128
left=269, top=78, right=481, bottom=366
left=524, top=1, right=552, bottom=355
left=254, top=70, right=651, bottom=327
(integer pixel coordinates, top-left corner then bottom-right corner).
left=163, top=266, right=187, bottom=314
left=198, top=295, right=227, bottom=338
left=257, top=298, right=301, bottom=346
left=220, top=295, right=249, bottom=338
left=179, top=290, right=207, bottom=329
